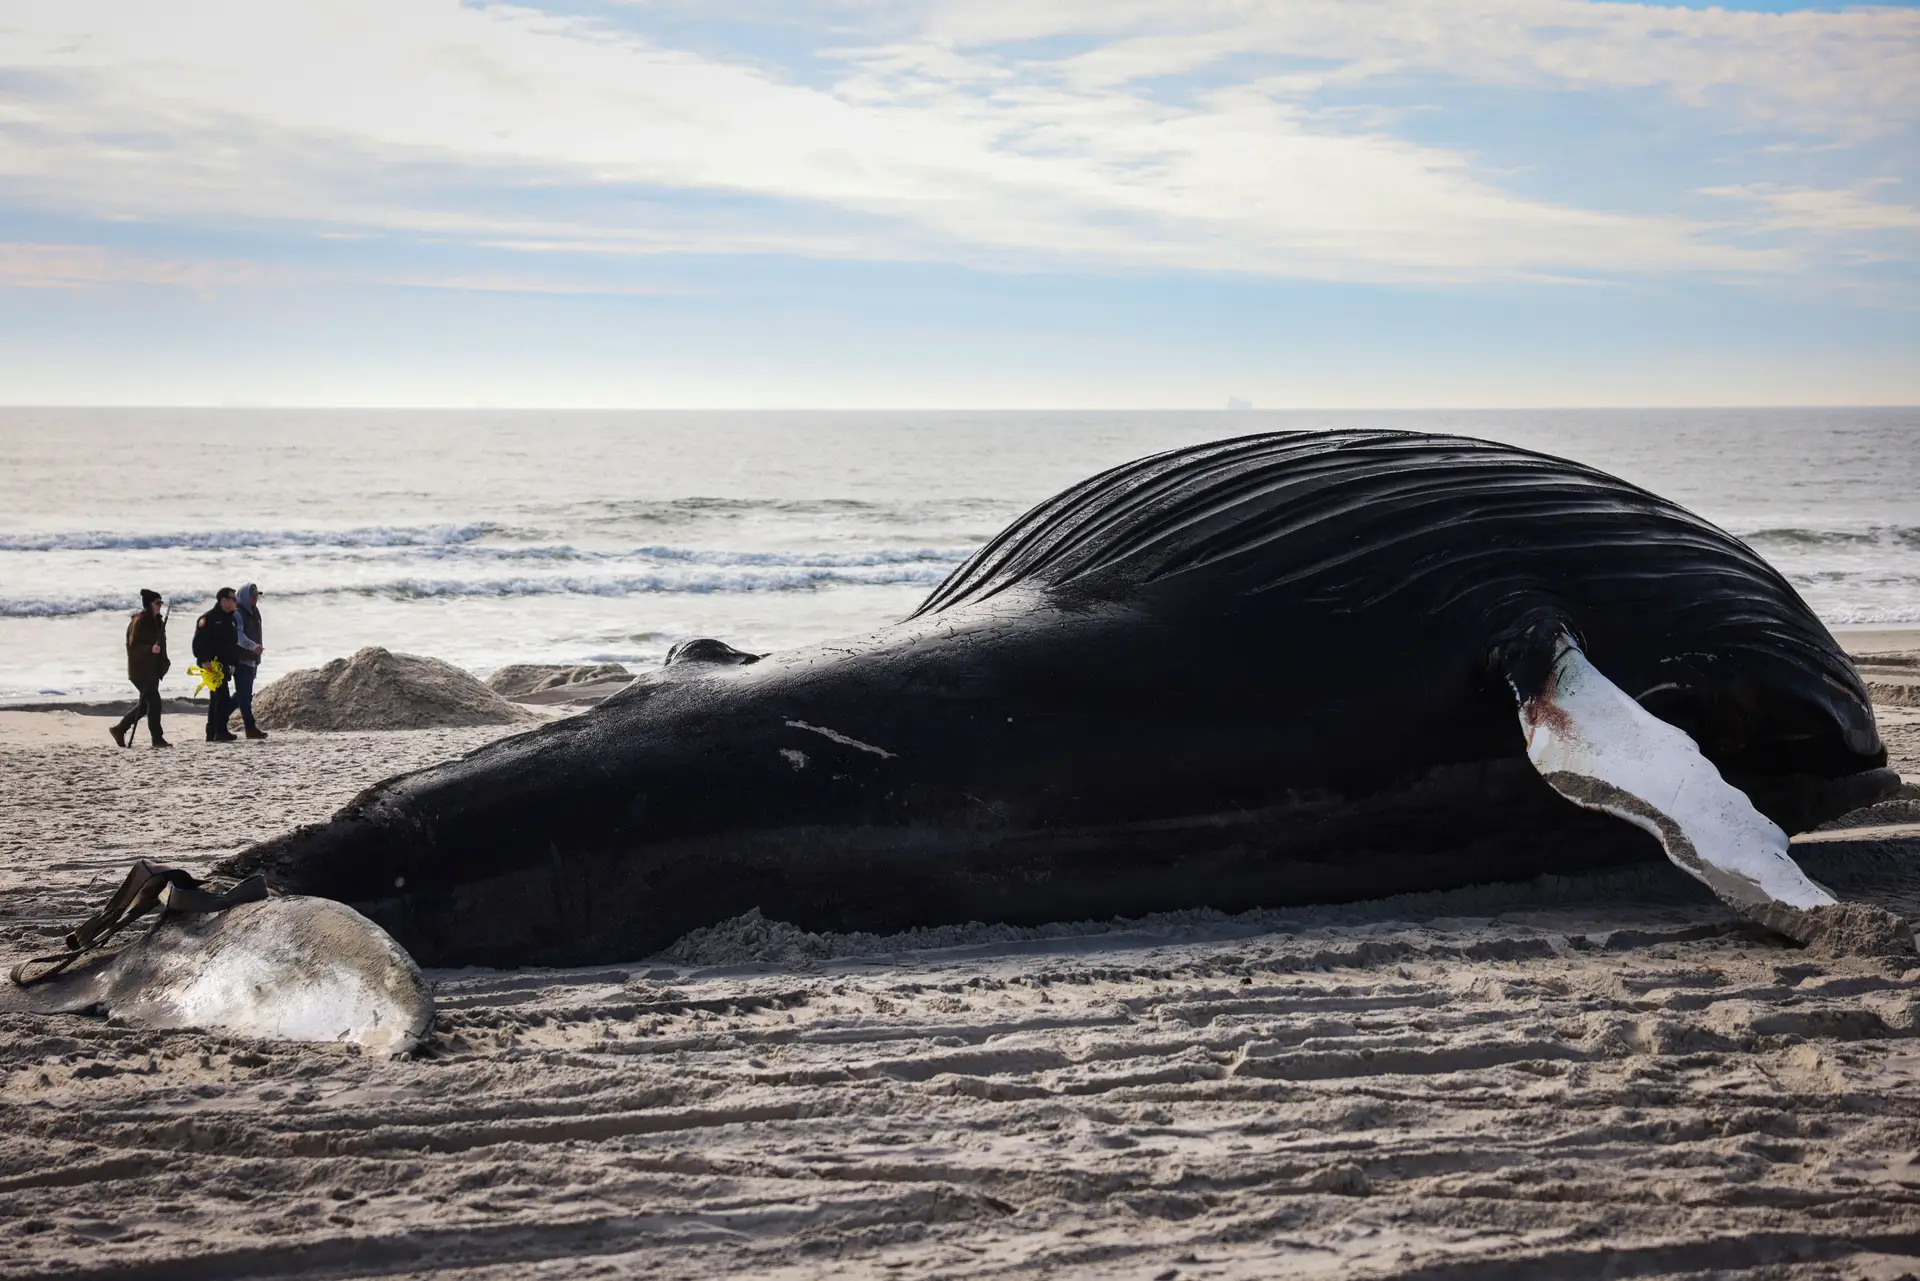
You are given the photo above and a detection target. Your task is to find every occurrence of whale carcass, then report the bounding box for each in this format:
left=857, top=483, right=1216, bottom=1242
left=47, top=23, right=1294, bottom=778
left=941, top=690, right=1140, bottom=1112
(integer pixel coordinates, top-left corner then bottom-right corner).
left=224, top=431, right=1904, bottom=965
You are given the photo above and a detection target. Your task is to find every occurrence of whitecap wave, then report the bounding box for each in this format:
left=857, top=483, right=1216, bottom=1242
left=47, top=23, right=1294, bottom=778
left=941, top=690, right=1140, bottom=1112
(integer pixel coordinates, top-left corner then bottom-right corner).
left=626, top=545, right=970, bottom=568
left=0, top=523, right=502, bottom=552
left=355, top=568, right=952, bottom=600
left=0, top=564, right=956, bottom=617
left=396, top=543, right=973, bottom=566
left=1741, top=525, right=1920, bottom=549
left=0, top=594, right=146, bottom=619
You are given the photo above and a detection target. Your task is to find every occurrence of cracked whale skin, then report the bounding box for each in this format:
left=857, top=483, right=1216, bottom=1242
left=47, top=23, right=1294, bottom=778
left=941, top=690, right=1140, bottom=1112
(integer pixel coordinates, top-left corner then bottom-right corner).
left=225, top=431, right=1896, bottom=967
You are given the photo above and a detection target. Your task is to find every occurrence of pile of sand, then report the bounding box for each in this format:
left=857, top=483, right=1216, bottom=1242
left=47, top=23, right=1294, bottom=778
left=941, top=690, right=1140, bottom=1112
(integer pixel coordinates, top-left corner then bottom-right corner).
left=485, top=662, right=631, bottom=698
left=246, top=647, right=537, bottom=731
left=1856, top=650, right=1920, bottom=708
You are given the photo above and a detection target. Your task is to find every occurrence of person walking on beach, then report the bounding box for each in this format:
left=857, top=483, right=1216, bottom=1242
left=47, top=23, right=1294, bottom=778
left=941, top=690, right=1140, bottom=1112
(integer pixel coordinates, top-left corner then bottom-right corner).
left=110, top=589, right=171, bottom=749
left=232, top=582, right=268, bottom=740
left=193, top=588, right=245, bottom=743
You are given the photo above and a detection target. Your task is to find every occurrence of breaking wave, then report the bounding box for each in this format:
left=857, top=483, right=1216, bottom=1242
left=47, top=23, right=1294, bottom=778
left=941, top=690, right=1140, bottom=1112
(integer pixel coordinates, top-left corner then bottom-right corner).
left=347, top=568, right=954, bottom=600
left=398, top=544, right=973, bottom=567
left=0, top=564, right=958, bottom=618
left=1820, top=605, right=1920, bottom=625
left=625, top=546, right=968, bottom=568
left=0, top=523, right=504, bottom=552
left=0, top=523, right=970, bottom=567
left=1742, top=525, right=1920, bottom=549
left=0, top=594, right=147, bottom=619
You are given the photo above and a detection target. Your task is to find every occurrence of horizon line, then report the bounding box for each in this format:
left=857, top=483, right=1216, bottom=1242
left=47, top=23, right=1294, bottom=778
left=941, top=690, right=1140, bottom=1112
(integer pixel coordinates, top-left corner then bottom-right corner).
left=3, top=403, right=1918, bottom=413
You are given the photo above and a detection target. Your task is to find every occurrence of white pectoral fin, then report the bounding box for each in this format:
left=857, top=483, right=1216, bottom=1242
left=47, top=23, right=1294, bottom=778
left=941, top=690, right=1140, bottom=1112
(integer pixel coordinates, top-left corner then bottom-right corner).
left=1516, top=634, right=1870, bottom=948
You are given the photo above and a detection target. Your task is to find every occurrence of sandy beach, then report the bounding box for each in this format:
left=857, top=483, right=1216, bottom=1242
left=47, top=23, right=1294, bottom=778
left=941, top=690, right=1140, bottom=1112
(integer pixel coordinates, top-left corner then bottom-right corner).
left=2, top=636, right=1919, bottom=1279
left=4, top=0, right=1916, bottom=1260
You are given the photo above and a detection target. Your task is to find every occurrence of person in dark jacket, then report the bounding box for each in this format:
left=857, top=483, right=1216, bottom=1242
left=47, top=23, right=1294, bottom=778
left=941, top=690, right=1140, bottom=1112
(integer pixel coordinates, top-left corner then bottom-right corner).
left=111, top=589, right=171, bottom=748
left=192, top=588, right=245, bottom=743
left=231, top=582, right=268, bottom=740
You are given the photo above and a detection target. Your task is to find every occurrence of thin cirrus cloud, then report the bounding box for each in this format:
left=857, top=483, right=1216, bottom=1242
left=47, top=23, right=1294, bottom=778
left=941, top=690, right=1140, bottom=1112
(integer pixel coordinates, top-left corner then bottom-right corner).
left=0, top=240, right=693, bottom=296
left=0, top=242, right=295, bottom=292
left=0, top=0, right=1912, bottom=292
left=1700, top=183, right=1920, bottom=236
left=903, top=0, right=1920, bottom=137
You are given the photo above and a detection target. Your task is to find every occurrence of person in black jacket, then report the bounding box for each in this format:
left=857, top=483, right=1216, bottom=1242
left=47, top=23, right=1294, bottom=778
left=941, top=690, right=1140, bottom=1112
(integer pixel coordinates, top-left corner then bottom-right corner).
left=192, top=587, right=245, bottom=743
left=111, top=589, right=171, bottom=748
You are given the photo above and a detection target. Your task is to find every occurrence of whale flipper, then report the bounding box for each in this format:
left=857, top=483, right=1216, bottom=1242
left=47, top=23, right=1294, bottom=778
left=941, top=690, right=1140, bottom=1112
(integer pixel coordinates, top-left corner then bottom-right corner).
left=1515, top=632, right=1907, bottom=951
left=5, top=895, right=432, bottom=1055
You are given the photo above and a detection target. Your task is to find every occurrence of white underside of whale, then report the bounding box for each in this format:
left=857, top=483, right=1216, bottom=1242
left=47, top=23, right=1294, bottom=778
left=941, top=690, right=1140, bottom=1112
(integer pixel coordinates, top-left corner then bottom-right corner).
left=4, top=896, right=431, bottom=1056
left=1519, top=634, right=1834, bottom=918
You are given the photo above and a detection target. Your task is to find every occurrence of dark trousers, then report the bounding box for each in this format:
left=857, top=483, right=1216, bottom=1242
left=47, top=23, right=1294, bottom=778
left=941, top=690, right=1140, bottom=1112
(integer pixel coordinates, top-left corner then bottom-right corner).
left=207, top=677, right=234, bottom=739
left=115, top=678, right=164, bottom=743
left=234, top=663, right=259, bottom=732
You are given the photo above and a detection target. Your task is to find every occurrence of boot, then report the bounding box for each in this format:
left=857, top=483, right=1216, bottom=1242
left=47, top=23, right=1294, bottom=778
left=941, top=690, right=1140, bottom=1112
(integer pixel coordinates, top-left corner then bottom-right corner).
left=208, top=730, right=238, bottom=742
left=245, top=728, right=269, bottom=740
left=109, top=724, right=128, bottom=748
left=152, top=738, right=172, bottom=748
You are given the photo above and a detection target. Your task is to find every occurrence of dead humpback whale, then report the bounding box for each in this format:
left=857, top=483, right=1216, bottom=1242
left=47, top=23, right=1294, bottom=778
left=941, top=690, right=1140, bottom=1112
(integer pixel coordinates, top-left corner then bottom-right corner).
left=225, top=431, right=1904, bottom=965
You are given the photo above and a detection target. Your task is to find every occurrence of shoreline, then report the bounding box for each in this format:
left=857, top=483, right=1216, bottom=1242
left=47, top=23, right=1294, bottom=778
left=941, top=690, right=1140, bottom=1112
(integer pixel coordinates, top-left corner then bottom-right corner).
left=1834, top=624, right=1920, bottom=654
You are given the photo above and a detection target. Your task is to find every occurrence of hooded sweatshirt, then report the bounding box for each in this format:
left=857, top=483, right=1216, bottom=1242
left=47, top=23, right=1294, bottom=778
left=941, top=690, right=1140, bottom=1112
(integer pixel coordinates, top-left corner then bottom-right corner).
left=234, top=583, right=264, bottom=667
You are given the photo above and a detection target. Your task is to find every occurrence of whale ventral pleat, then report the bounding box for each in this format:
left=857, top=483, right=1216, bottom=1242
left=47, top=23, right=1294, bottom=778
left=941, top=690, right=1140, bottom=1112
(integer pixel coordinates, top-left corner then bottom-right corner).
left=908, top=430, right=1877, bottom=768
left=912, top=431, right=1798, bottom=622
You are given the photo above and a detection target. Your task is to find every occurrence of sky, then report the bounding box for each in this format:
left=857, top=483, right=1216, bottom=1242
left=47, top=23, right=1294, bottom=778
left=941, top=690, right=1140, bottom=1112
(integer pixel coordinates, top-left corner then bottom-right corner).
left=0, top=0, right=1916, bottom=408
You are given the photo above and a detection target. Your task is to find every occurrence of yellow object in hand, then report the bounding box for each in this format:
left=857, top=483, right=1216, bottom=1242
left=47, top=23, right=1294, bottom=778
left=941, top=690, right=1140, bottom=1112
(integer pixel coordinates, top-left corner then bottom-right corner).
left=187, top=659, right=225, bottom=694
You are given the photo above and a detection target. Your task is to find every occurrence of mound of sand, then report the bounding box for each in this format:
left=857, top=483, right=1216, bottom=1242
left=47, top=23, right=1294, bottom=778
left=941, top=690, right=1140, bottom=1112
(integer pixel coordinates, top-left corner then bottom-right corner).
left=246, top=647, right=537, bottom=731
left=1855, top=651, right=1920, bottom=708
left=485, top=662, right=631, bottom=699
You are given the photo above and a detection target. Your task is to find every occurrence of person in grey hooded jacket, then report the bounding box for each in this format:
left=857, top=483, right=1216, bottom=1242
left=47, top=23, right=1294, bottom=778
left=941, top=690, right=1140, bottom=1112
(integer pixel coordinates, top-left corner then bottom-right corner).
left=232, top=583, right=268, bottom=740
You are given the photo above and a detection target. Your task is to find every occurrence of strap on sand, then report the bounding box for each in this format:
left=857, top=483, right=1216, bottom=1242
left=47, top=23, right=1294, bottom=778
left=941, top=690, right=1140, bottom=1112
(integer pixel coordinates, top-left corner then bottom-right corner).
left=9, top=861, right=267, bottom=988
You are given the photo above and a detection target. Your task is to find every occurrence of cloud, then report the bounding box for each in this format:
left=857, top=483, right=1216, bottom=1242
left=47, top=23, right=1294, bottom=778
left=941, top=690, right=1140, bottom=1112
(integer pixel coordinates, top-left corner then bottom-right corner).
left=0, top=242, right=295, bottom=291
left=0, top=0, right=1911, bottom=286
left=906, top=0, right=1920, bottom=137
left=1700, top=182, right=1920, bottom=235
left=0, top=240, right=685, bottom=296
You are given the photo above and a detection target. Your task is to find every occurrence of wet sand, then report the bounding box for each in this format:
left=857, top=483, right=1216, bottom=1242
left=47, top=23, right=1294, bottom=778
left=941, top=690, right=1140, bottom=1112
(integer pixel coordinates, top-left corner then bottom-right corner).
left=3, top=644, right=1920, bottom=1279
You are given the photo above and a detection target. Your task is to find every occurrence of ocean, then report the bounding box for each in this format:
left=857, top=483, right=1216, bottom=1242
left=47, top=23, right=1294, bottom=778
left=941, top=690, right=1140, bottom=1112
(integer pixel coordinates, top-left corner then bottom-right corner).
left=1, top=407, right=1915, bottom=704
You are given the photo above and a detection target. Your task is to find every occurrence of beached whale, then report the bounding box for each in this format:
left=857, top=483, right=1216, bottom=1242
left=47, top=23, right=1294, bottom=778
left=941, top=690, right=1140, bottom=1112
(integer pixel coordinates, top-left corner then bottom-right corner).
left=226, top=431, right=1904, bottom=965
